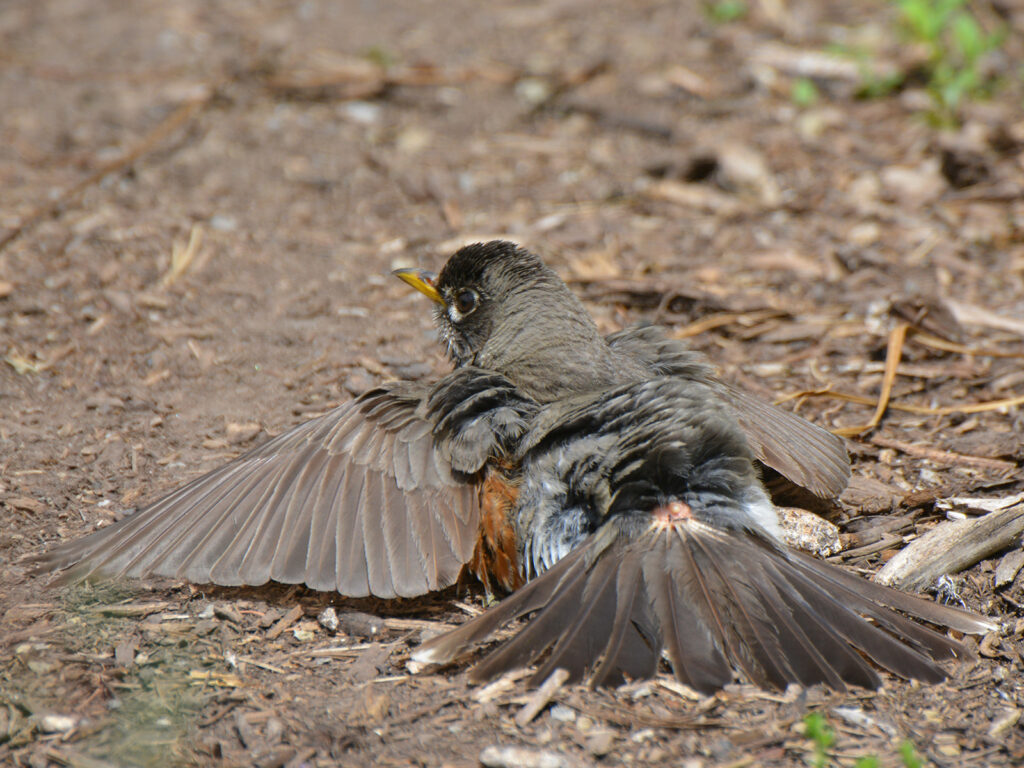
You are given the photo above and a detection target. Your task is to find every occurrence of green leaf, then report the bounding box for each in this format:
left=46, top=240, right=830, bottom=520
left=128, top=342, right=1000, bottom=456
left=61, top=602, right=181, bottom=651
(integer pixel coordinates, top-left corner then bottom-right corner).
left=791, top=77, right=820, bottom=107
left=706, top=0, right=748, bottom=23
left=899, top=740, right=924, bottom=768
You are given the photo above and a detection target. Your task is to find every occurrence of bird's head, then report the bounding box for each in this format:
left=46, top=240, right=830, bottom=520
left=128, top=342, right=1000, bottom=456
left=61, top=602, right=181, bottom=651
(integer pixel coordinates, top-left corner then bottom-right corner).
left=394, top=241, right=621, bottom=400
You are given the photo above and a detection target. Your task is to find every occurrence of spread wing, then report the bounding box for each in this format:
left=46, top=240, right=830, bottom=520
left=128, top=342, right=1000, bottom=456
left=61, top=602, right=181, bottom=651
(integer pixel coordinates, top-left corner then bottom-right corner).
left=33, top=384, right=480, bottom=599
left=607, top=326, right=850, bottom=498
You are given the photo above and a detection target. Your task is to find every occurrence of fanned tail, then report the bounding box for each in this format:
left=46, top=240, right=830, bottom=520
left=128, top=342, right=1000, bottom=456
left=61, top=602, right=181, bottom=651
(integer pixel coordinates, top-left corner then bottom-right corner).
left=414, top=514, right=994, bottom=691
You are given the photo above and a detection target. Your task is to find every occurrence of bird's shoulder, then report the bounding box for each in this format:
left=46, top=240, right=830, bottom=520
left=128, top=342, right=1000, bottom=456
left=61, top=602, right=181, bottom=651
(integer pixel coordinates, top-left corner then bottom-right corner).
left=604, top=325, right=714, bottom=379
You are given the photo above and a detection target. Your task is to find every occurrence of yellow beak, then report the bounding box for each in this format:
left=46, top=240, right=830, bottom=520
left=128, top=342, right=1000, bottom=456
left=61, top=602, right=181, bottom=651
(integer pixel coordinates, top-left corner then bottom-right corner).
left=392, top=268, right=443, bottom=305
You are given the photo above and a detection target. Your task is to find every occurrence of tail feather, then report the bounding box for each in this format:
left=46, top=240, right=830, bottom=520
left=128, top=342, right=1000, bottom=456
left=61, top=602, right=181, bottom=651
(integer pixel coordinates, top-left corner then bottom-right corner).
left=772, top=553, right=976, bottom=675
left=774, top=561, right=947, bottom=684
left=643, top=537, right=732, bottom=692
left=414, top=544, right=591, bottom=668
left=785, top=549, right=995, bottom=635
left=589, top=547, right=659, bottom=687
left=527, top=550, right=621, bottom=684
left=752, top=565, right=875, bottom=689
left=469, top=553, right=593, bottom=682
left=675, top=532, right=791, bottom=689
left=697, top=531, right=947, bottom=687
left=414, top=515, right=993, bottom=692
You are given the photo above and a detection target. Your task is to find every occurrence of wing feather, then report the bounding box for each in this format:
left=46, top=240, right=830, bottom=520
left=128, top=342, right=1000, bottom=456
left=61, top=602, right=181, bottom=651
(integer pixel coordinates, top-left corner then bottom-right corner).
left=34, top=384, right=481, bottom=599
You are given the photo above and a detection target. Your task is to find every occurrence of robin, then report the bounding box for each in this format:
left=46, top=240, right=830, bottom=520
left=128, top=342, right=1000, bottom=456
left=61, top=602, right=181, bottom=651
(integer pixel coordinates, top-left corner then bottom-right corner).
left=36, top=241, right=993, bottom=691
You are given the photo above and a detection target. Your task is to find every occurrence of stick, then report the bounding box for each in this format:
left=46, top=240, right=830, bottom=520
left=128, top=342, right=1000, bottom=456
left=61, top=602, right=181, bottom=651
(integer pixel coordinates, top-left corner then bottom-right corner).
left=876, top=499, right=1024, bottom=590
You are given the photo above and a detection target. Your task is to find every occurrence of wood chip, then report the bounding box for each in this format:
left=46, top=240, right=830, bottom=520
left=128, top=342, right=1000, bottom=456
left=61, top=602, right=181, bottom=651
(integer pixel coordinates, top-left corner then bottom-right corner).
left=87, top=602, right=170, bottom=617
left=347, top=686, right=392, bottom=726
left=149, top=325, right=216, bottom=343
left=988, top=708, right=1022, bottom=739
left=515, top=668, right=569, bottom=727
left=979, top=631, right=1002, bottom=658
left=472, top=669, right=533, bottom=703
left=947, top=299, right=1024, bottom=337
left=876, top=497, right=1024, bottom=590
left=751, top=42, right=863, bottom=81
left=265, top=605, right=304, bottom=640
left=214, top=604, right=245, bottom=625
left=996, top=548, right=1024, bottom=587
left=662, top=64, right=720, bottom=99
left=642, top=179, right=742, bottom=215
left=189, top=670, right=243, bottom=687
left=114, top=637, right=139, bottom=667
left=4, top=495, right=47, bottom=514
left=234, top=710, right=262, bottom=750
left=42, top=748, right=115, bottom=768
left=871, top=435, right=1018, bottom=473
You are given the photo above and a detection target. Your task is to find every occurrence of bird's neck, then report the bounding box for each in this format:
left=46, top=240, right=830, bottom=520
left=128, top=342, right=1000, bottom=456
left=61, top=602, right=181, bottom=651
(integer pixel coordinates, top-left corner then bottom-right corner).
left=476, top=293, right=643, bottom=402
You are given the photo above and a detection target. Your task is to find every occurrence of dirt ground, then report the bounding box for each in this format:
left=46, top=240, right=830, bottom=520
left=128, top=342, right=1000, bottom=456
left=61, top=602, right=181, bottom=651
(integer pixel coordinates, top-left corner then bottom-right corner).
left=2, top=1, right=1024, bottom=766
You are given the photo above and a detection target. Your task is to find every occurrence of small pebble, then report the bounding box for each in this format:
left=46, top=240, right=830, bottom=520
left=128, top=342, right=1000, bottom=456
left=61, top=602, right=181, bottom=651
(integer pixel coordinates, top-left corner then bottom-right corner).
left=549, top=704, right=575, bottom=723
left=318, top=606, right=339, bottom=632
left=586, top=730, right=615, bottom=757
left=341, top=101, right=381, bottom=125
left=39, top=714, right=76, bottom=733
left=209, top=215, right=237, bottom=231
left=479, top=745, right=569, bottom=768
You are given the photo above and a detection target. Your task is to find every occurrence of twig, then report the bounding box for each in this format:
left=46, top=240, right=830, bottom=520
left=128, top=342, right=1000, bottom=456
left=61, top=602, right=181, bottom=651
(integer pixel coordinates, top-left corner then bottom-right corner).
left=833, top=322, right=908, bottom=437
left=265, top=604, right=304, bottom=640
left=912, top=331, right=1024, bottom=359
left=877, top=499, right=1024, bottom=590
left=870, top=436, right=1018, bottom=473
left=779, top=387, right=1024, bottom=419
left=555, top=692, right=722, bottom=730
left=670, top=309, right=783, bottom=338
left=389, top=692, right=462, bottom=726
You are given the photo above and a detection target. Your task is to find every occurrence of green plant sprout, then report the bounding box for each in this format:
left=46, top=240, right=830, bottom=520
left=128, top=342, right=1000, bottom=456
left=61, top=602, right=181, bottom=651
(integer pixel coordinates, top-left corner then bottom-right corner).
left=791, top=77, right=820, bottom=107
left=894, top=0, right=1006, bottom=123
left=705, top=0, right=748, bottom=23
left=805, top=712, right=836, bottom=768
left=803, top=712, right=925, bottom=768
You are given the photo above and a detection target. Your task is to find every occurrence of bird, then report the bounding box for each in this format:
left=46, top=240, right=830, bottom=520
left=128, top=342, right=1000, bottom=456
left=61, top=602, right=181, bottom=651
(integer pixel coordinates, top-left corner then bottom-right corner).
left=34, top=240, right=994, bottom=692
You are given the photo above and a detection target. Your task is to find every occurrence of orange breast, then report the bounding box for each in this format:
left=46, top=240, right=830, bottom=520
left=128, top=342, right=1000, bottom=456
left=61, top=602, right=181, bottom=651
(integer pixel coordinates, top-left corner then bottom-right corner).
left=468, top=466, right=523, bottom=594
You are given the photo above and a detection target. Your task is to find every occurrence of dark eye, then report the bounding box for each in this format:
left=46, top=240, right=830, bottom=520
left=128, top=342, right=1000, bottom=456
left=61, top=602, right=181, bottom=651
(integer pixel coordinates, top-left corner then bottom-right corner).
left=454, top=289, right=478, bottom=315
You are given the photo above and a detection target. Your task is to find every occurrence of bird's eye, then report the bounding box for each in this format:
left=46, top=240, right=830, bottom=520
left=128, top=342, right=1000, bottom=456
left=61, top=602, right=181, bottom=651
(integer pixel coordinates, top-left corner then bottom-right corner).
left=454, top=289, right=478, bottom=315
